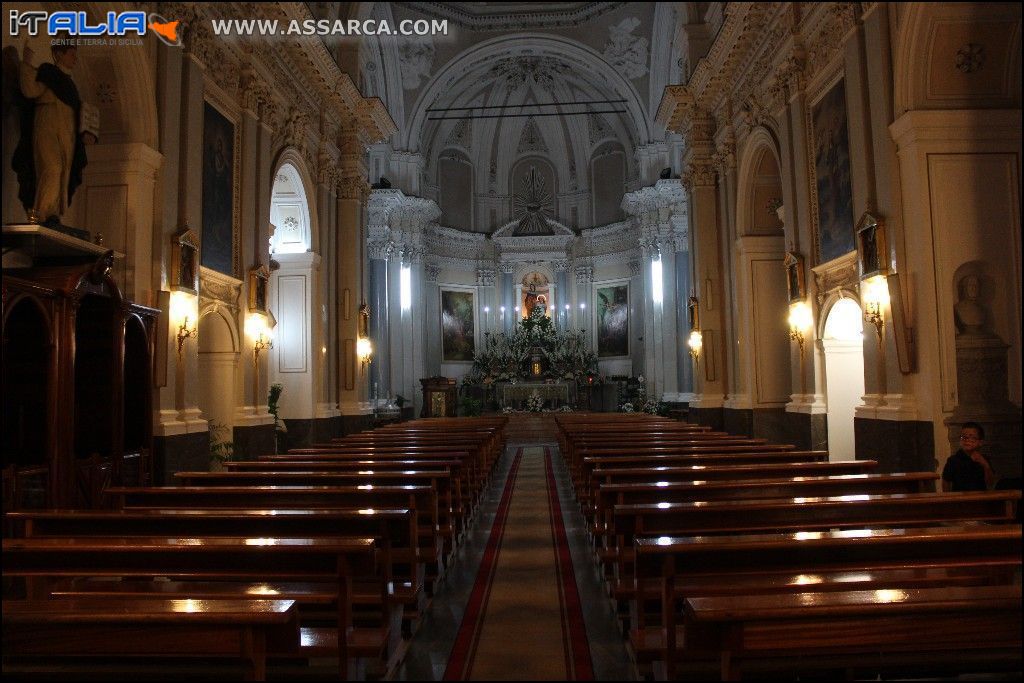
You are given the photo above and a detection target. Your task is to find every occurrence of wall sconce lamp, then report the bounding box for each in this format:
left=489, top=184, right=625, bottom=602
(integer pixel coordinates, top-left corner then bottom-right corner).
left=788, top=301, right=814, bottom=395
left=687, top=329, right=703, bottom=363
left=357, top=302, right=373, bottom=369
left=170, top=290, right=198, bottom=359
left=253, top=330, right=274, bottom=364
left=787, top=301, right=813, bottom=356
left=861, top=275, right=889, bottom=344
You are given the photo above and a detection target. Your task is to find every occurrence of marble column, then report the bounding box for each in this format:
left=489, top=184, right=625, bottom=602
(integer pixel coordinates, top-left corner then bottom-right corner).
left=629, top=259, right=645, bottom=378
left=574, top=265, right=593, bottom=342
left=553, top=260, right=569, bottom=330
left=423, top=263, right=442, bottom=377
left=367, top=240, right=391, bottom=404
left=500, top=262, right=515, bottom=332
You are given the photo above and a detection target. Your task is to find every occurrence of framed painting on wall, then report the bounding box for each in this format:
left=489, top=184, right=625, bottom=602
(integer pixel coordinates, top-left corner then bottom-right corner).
left=441, top=289, right=475, bottom=362
left=596, top=282, right=629, bottom=358
left=784, top=251, right=806, bottom=303
left=248, top=263, right=270, bottom=313
left=855, top=211, right=889, bottom=279
left=201, top=102, right=236, bottom=276
left=811, top=78, right=855, bottom=265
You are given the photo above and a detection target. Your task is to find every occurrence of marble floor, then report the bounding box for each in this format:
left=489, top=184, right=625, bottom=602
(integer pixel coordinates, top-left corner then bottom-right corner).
left=397, top=441, right=637, bottom=681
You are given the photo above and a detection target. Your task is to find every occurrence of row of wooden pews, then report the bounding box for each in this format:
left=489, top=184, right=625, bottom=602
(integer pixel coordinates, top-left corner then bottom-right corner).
left=555, top=412, right=1022, bottom=681
left=3, top=416, right=507, bottom=680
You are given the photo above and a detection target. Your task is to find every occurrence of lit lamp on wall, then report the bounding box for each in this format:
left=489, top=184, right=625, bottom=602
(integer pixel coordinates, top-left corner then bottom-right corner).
left=686, top=295, right=702, bottom=363
left=787, top=300, right=814, bottom=395
left=356, top=302, right=373, bottom=371
left=687, top=329, right=703, bottom=362
left=861, top=275, right=889, bottom=344
left=246, top=312, right=274, bottom=365
left=170, top=290, right=198, bottom=358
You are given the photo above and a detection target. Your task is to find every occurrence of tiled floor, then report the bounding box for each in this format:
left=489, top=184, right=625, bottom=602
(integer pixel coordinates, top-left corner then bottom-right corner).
left=397, top=442, right=637, bottom=681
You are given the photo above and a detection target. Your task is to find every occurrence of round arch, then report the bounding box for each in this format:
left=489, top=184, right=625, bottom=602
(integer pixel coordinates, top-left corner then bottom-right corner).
left=403, top=33, right=652, bottom=151
left=817, top=292, right=866, bottom=461
left=269, top=149, right=320, bottom=255
left=734, top=127, right=784, bottom=239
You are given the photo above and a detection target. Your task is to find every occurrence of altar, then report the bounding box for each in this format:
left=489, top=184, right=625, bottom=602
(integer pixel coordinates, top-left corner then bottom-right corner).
left=497, top=381, right=576, bottom=410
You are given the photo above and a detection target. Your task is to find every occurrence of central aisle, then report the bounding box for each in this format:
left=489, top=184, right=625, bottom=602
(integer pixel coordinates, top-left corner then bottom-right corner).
left=444, top=447, right=592, bottom=680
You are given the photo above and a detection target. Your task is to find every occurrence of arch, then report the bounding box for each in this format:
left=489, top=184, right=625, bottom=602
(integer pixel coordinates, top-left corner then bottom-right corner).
left=819, top=294, right=866, bottom=460
left=816, top=288, right=863, bottom=342
left=591, top=141, right=626, bottom=226
left=735, top=127, right=784, bottom=239
left=403, top=33, right=651, bottom=152
left=893, top=3, right=1022, bottom=115
left=197, top=304, right=240, bottom=354
left=438, top=148, right=474, bottom=230
left=269, top=148, right=319, bottom=254
left=2, top=296, right=55, bottom=468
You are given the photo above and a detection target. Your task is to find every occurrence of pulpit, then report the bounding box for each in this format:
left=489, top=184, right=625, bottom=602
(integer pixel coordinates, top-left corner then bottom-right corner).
left=420, top=376, right=457, bottom=418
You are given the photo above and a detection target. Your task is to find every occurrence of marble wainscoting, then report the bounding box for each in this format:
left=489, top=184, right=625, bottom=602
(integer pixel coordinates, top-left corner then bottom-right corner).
left=854, top=418, right=935, bottom=473
left=232, top=424, right=276, bottom=459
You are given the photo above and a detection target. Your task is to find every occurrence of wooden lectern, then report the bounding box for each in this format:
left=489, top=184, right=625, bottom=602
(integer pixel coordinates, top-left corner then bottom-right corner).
left=420, top=376, right=457, bottom=418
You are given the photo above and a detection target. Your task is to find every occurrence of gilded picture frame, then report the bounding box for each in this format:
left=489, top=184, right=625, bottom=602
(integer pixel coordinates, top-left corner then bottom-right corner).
left=856, top=211, right=889, bottom=279
left=170, top=226, right=199, bottom=293
left=248, top=263, right=270, bottom=313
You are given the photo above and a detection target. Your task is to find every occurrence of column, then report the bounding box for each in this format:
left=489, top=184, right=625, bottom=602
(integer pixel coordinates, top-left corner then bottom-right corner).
left=574, top=264, right=593, bottom=341
left=629, top=259, right=645, bottom=378
left=499, top=262, right=515, bottom=332
left=553, top=260, right=569, bottom=329
left=424, top=263, right=442, bottom=377
left=477, top=266, right=497, bottom=335
left=335, top=135, right=371, bottom=417
left=367, top=235, right=391, bottom=404
left=409, top=246, right=427, bottom=415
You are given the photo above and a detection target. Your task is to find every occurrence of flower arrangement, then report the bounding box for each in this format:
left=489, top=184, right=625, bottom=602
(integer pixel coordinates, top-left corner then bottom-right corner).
left=620, top=402, right=635, bottom=413
left=463, top=305, right=598, bottom=386
left=525, top=390, right=545, bottom=412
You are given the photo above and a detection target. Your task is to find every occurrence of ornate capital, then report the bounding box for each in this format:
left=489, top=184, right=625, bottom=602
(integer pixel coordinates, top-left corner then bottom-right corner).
left=476, top=268, right=496, bottom=287
left=425, top=263, right=441, bottom=283
left=500, top=262, right=516, bottom=274
left=682, top=159, right=718, bottom=189
left=367, top=238, right=393, bottom=261
left=574, top=265, right=593, bottom=284
left=629, top=260, right=641, bottom=277
left=337, top=172, right=369, bottom=201
left=551, top=259, right=569, bottom=272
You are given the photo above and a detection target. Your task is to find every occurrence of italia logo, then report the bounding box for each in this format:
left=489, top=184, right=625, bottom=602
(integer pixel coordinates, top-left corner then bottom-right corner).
left=9, top=10, right=183, bottom=46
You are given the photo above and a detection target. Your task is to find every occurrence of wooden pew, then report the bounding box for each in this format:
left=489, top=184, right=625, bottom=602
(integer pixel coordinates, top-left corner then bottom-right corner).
left=7, top=506, right=423, bottom=665
left=105, top=484, right=447, bottom=585
left=683, top=584, right=1022, bottom=680
left=3, top=597, right=300, bottom=681
left=223, top=458, right=475, bottom=533
left=610, top=489, right=1021, bottom=617
left=279, top=447, right=486, bottom=509
left=172, top=469, right=460, bottom=556
left=631, top=524, right=1023, bottom=679
left=2, top=535, right=379, bottom=680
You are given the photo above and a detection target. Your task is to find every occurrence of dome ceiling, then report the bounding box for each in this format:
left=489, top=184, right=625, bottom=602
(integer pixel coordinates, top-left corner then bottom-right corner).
left=350, top=2, right=683, bottom=233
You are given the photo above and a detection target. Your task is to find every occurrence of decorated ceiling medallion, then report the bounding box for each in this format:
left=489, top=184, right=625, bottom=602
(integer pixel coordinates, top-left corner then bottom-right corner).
left=955, top=43, right=985, bottom=74
left=488, top=56, right=570, bottom=92
left=512, top=166, right=555, bottom=236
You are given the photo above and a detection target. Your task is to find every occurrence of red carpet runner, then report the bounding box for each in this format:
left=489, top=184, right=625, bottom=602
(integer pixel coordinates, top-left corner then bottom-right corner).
left=443, top=447, right=594, bottom=680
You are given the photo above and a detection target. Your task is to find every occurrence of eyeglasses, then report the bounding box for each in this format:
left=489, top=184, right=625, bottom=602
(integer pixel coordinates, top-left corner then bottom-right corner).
left=959, top=435, right=981, bottom=442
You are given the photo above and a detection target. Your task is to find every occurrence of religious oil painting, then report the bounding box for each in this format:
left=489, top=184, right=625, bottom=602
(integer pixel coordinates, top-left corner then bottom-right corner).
left=596, top=283, right=629, bottom=358
left=201, top=102, right=235, bottom=276
left=441, top=289, right=475, bottom=362
left=811, top=79, right=855, bottom=264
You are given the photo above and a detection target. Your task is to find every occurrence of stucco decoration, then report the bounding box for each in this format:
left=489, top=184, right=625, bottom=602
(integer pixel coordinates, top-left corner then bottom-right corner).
left=399, top=35, right=435, bottom=90
left=518, top=118, right=549, bottom=154
left=488, top=56, right=570, bottom=92
left=603, top=17, right=649, bottom=80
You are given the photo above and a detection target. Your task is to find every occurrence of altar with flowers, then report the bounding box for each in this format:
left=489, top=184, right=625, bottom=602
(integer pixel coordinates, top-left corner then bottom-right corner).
left=463, top=304, right=598, bottom=410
